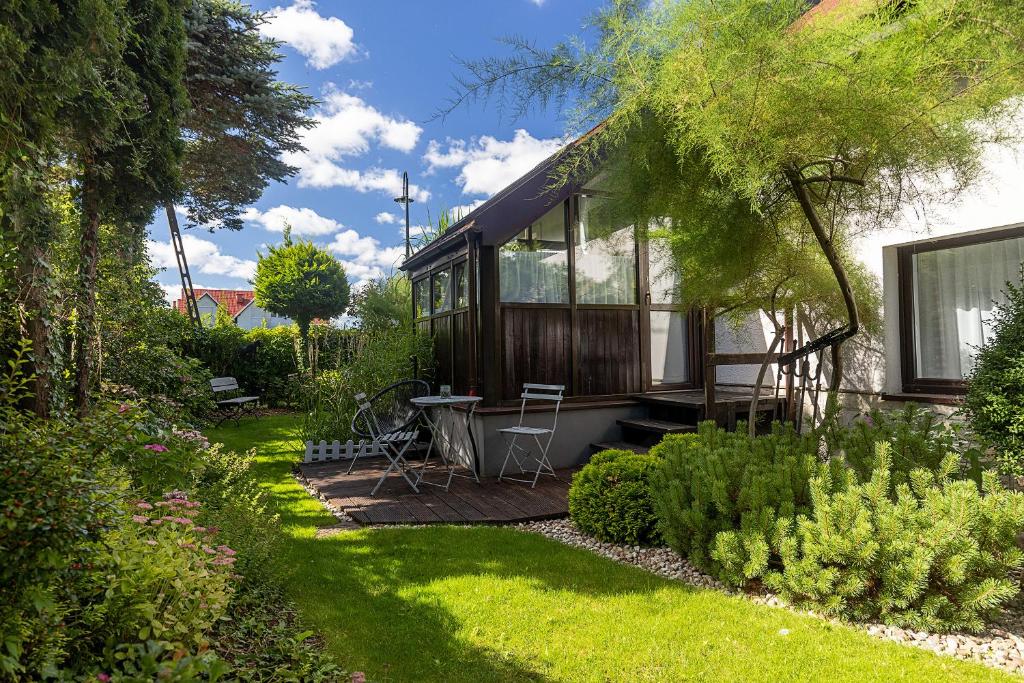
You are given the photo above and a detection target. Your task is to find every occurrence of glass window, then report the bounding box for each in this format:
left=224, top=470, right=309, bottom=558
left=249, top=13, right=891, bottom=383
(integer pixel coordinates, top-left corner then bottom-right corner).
left=574, top=195, right=636, bottom=304
left=650, top=310, right=689, bottom=384
left=413, top=278, right=430, bottom=319
left=432, top=268, right=451, bottom=313
left=454, top=261, right=468, bottom=309
left=649, top=237, right=682, bottom=304
left=499, top=203, right=569, bottom=303
left=910, top=234, right=1024, bottom=379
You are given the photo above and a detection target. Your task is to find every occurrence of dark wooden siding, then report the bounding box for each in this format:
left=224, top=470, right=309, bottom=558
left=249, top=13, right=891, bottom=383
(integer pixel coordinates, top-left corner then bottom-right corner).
left=576, top=309, right=641, bottom=396
left=452, top=310, right=470, bottom=395
left=432, top=315, right=452, bottom=391
left=501, top=307, right=571, bottom=400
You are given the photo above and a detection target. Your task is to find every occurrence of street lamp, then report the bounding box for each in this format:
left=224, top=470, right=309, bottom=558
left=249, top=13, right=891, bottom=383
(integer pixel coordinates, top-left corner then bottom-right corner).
left=394, top=171, right=414, bottom=259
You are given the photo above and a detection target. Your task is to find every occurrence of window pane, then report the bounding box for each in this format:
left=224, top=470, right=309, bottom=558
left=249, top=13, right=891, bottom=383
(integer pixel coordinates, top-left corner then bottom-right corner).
left=455, top=262, right=468, bottom=308
left=650, top=310, right=689, bottom=384
left=912, top=235, right=1024, bottom=379
left=649, top=237, right=682, bottom=304
left=413, top=278, right=430, bottom=319
left=575, top=195, right=636, bottom=304
left=432, top=268, right=451, bottom=313
left=499, top=203, right=568, bottom=303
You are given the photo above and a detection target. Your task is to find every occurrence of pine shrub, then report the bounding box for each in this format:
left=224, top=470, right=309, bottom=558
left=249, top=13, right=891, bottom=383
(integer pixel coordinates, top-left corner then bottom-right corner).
left=569, top=449, right=662, bottom=546
left=761, top=443, right=1024, bottom=632
left=649, top=422, right=845, bottom=584
left=964, top=275, right=1024, bottom=478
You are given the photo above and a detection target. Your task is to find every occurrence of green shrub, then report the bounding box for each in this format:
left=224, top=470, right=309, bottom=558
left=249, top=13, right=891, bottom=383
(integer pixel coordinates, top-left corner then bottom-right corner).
left=824, top=403, right=982, bottom=488
left=104, top=345, right=215, bottom=423
left=964, top=275, right=1024, bottom=478
left=569, top=449, right=662, bottom=546
left=650, top=422, right=844, bottom=585
left=760, top=443, right=1024, bottom=632
left=235, top=325, right=301, bottom=406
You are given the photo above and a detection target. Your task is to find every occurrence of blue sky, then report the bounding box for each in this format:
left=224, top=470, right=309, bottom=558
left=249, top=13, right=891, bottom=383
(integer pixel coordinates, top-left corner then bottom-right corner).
left=149, top=0, right=601, bottom=303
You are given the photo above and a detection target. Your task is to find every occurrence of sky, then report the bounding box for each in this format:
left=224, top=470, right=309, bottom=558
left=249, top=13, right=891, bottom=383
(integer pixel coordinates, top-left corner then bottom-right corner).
left=148, top=0, right=602, bottom=305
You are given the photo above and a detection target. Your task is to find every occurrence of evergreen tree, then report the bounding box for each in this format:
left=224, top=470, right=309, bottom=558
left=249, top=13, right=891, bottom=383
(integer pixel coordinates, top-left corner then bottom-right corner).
left=172, top=0, right=316, bottom=231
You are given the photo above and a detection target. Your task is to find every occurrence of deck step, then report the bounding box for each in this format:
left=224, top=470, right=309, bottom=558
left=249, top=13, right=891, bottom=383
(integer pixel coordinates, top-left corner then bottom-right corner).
left=617, top=418, right=697, bottom=435
left=590, top=441, right=650, bottom=455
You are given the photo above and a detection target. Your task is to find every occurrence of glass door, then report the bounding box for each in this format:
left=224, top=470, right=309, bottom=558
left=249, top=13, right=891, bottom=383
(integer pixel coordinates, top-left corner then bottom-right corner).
left=645, top=239, right=690, bottom=388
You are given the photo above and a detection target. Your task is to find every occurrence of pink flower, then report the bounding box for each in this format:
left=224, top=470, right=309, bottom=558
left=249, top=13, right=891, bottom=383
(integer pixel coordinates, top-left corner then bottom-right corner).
left=98, top=674, right=111, bottom=682
left=131, top=515, right=149, bottom=524
left=352, top=673, right=366, bottom=683
left=211, top=556, right=236, bottom=566
left=143, top=444, right=168, bottom=453
left=173, top=517, right=194, bottom=526
left=204, top=526, right=220, bottom=535
left=202, top=545, right=217, bottom=555
left=151, top=519, right=163, bottom=526
left=179, top=542, right=197, bottom=550
left=216, top=545, right=236, bottom=556
left=118, top=404, right=130, bottom=414
left=135, top=502, right=153, bottom=510
left=144, top=540, right=158, bottom=546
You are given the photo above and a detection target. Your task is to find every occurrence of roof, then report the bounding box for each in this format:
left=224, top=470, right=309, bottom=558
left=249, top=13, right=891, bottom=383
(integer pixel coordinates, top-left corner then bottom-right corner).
left=401, top=122, right=606, bottom=271
left=174, top=288, right=254, bottom=318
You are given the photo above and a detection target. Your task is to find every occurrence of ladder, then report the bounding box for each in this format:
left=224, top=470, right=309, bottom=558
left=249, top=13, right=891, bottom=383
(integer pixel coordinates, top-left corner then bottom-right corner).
left=168, top=209, right=202, bottom=330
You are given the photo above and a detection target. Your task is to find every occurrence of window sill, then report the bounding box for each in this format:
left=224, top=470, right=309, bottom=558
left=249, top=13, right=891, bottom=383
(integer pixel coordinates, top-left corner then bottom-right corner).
left=880, top=392, right=962, bottom=406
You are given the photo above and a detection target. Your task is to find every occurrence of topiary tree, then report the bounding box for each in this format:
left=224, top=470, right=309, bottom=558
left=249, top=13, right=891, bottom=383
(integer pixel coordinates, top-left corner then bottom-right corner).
left=964, top=273, right=1024, bottom=480
left=568, top=449, right=662, bottom=546
left=253, top=228, right=349, bottom=372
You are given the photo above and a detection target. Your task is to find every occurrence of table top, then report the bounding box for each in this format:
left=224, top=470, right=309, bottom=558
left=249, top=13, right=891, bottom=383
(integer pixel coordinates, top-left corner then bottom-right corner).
left=411, top=395, right=482, bottom=406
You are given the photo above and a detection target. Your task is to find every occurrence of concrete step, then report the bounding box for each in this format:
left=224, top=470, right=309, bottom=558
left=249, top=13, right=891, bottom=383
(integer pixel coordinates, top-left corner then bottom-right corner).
left=617, top=417, right=698, bottom=435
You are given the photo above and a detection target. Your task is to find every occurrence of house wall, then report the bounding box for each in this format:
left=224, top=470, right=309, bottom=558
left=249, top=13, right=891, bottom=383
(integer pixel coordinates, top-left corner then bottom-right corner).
left=714, top=139, right=1024, bottom=419
left=234, top=303, right=292, bottom=331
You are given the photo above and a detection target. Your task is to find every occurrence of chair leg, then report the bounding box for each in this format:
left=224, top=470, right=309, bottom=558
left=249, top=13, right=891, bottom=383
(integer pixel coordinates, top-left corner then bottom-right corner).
left=497, top=434, right=519, bottom=482
left=529, top=434, right=555, bottom=488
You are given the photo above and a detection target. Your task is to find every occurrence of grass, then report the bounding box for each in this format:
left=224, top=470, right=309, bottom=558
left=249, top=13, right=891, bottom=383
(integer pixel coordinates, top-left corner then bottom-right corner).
left=208, top=414, right=1015, bottom=682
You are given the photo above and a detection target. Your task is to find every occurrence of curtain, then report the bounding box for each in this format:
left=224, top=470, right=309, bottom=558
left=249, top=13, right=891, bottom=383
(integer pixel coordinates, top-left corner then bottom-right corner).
left=913, top=236, right=1024, bottom=378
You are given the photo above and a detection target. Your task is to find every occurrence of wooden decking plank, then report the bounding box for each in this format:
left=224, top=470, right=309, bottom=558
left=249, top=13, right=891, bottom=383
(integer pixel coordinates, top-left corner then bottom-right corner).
left=435, top=489, right=489, bottom=522
left=488, top=480, right=564, bottom=517
left=394, top=495, right=444, bottom=523
left=362, top=501, right=409, bottom=524
left=418, top=494, right=467, bottom=522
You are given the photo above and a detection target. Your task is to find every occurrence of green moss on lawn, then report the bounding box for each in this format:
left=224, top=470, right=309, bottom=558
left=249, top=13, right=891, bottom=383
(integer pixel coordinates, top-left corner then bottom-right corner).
left=207, top=414, right=1015, bottom=682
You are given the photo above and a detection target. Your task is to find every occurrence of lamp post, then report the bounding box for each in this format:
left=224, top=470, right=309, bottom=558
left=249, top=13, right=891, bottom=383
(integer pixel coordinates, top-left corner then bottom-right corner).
left=394, top=171, right=414, bottom=259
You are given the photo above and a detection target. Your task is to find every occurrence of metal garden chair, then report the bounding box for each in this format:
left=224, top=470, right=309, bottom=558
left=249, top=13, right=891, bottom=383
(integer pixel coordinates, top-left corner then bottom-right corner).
left=497, top=383, right=565, bottom=488
left=350, top=379, right=430, bottom=496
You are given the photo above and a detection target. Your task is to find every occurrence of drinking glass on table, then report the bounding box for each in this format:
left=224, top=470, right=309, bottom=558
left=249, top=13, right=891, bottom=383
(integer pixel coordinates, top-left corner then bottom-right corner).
left=440, top=384, right=452, bottom=398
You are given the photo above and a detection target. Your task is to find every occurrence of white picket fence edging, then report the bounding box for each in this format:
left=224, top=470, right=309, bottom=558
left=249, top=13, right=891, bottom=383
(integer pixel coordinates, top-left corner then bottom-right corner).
left=303, top=439, right=385, bottom=463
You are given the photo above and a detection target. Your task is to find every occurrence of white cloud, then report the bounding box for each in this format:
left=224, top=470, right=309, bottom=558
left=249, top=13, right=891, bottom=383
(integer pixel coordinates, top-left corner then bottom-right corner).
left=375, top=211, right=399, bottom=224
left=263, top=1, right=357, bottom=70
left=529, top=0, right=546, bottom=5
left=159, top=283, right=180, bottom=306
left=284, top=88, right=429, bottom=200
left=241, top=205, right=342, bottom=235
left=326, top=228, right=406, bottom=287
left=147, top=235, right=256, bottom=281
left=423, top=129, right=564, bottom=196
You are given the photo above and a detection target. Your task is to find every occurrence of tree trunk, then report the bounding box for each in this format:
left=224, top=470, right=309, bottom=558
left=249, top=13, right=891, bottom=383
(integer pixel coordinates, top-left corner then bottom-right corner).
left=784, top=164, right=859, bottom=409
left=16, top=243, right=52, bottom=417
left=74, top=162, right=102, bottom=415
left=297, top=316, right=312, bottom=378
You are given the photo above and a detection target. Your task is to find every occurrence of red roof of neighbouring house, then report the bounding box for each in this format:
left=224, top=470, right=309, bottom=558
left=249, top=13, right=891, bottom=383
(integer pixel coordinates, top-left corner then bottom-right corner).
left=174, top=288, right=254, bottom=317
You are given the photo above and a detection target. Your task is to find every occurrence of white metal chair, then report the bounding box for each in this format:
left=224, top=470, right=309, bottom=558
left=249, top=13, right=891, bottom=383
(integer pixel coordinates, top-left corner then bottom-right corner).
left=497, top=383, right=565, bottom=488
left=350, top=380, right=429, bottom=496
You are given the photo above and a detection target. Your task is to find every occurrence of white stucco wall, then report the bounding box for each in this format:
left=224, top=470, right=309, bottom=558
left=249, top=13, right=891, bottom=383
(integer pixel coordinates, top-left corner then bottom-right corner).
left=234, top=303, right=293, bottom=331
left=718, top=139, right=1024, bottom=400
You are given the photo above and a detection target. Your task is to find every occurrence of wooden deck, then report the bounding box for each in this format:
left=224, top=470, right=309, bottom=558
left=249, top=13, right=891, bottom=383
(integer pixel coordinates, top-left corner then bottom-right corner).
left=299, top=456, right=574, bottom=525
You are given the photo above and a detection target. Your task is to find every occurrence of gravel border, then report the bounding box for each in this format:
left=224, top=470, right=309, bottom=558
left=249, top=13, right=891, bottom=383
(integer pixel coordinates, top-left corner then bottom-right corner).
left=516, top=518, right=1024, bottom=675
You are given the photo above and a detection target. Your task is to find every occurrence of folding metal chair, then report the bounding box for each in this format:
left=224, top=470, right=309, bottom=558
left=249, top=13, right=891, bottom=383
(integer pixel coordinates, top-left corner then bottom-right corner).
left=497, top=383, right=565, bottom=488
left=350, top=379, right=430, bottom=496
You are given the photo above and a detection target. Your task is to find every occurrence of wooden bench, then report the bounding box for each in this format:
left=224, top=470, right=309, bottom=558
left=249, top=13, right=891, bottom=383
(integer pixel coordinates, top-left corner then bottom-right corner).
left=210, top=377, right=260, bottom=426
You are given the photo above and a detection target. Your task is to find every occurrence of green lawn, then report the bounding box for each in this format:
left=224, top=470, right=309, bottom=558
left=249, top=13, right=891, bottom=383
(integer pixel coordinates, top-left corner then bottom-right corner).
left=207, top=414, right=1014, bottom=682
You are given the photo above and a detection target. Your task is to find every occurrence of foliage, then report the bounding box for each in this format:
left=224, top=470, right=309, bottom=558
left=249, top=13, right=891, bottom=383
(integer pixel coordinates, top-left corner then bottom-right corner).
left=254, top=231, right=350, bottom=367
left=649, top=422, right=843, bottom=584
left=233, top=325, right=302, bottom=407
left=177, top=0, right=316, bottom=230
left=760, top=444, right=1024, bottom=633
left=299, top=326, right=432, bottom=443
left=964, top=275, right=1024, bottom=479
left=569, top=449, right=662, bottom=546
left=824, top=403, right=982, bottom=488
left=348, top=273, right=413, bottom=331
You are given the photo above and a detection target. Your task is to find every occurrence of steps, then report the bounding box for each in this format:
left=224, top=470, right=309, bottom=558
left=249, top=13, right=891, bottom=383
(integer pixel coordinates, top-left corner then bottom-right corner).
left=590, top=393, right=701, bottom=454
left=590, top=441, right=650, bottom=455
